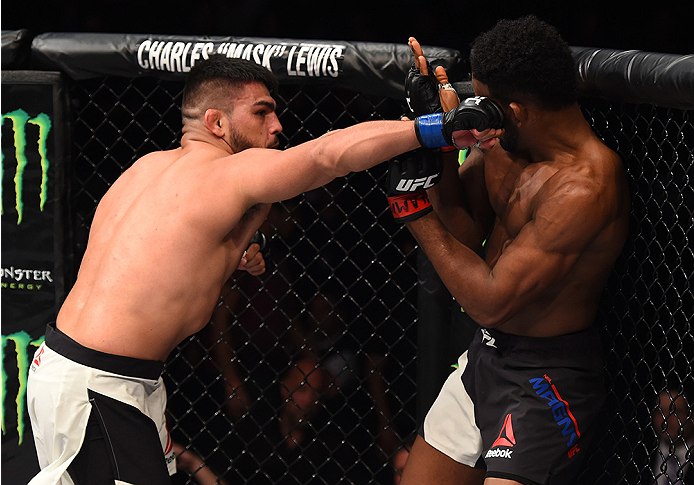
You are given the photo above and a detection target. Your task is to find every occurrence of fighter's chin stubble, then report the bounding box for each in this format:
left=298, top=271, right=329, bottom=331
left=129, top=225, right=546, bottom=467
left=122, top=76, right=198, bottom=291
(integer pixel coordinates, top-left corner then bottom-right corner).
left=227, top=128, right=255, bottom=152
left=227, top=128, right=279, bottom=152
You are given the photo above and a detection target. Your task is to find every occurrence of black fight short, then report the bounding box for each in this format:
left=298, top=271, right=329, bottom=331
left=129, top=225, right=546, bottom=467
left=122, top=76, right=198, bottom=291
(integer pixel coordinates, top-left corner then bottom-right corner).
left=421, top=325, right=606, bottom=485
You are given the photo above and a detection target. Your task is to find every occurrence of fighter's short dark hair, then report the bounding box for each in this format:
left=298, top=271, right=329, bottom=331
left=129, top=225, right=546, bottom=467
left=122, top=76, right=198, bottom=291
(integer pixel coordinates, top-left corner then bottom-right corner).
left=470, top=15, right=578, bottom=110
left=182, top=56, right=279, bottom=118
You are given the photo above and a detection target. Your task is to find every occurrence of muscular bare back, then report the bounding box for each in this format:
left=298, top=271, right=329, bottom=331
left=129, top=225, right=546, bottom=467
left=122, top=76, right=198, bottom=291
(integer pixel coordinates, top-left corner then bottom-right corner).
left=57, top=144, right=270, bottom=361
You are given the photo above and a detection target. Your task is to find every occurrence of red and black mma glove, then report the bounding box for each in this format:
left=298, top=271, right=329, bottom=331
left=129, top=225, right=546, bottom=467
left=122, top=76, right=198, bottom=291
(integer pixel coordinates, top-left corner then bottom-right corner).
left=414, top=96, right=505, bottom=149
left=386, top=148, right=442, bottom=223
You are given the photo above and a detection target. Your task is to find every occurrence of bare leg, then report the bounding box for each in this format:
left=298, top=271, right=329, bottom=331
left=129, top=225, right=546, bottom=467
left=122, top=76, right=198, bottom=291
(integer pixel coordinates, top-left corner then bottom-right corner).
left=484, top=478, right=523, bottom=485
left=400, top=435, right=486, bottom=485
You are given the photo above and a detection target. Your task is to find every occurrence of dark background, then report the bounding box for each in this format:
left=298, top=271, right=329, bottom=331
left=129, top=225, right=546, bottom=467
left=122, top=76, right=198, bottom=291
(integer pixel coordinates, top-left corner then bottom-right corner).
left=2, top=0, right=692, bottom=55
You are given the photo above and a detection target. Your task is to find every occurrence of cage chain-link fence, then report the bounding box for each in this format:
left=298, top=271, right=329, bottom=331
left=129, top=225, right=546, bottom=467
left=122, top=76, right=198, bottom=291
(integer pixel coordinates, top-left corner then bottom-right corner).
left=581, top=101, right=693, bottom=485
left=66, top=76, right=693, bottom=484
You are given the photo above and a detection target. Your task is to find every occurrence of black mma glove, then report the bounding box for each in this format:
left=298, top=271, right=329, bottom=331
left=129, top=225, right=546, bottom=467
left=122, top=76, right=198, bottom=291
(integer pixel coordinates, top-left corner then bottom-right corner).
left=405, top=63, right=442, bottom=117
left=386, top=148, right=442, bottom=223
left=249, top=230, right=268, bottom=256
left=414, top=96, right=504, bottom=149
left=247, top=230, right=269, bottom=271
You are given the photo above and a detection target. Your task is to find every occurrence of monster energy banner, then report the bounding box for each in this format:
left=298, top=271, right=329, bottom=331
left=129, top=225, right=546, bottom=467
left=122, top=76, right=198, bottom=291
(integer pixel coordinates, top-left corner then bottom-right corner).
left=1, top=71, right=70, bottom=481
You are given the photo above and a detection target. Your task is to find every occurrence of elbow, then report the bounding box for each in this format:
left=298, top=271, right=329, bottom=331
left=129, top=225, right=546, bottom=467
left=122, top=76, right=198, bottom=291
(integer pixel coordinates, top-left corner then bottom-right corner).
left=463, top=273, right=537, bottom=328
left=458, top=293, right=516, bottom=329
left=474, top=313, right=511, bottom=329
left=469, top=308, right=510, bottom=329
left=312, top=133, right=352, bottom=178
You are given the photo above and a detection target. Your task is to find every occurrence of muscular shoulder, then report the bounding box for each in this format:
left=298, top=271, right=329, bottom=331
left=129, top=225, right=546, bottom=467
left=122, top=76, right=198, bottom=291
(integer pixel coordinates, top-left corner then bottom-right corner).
left=542, top=139, right=625, bottom=207
left=478, top=145, right=530, bottom=216
left=533, top=142, right=629, bottom=252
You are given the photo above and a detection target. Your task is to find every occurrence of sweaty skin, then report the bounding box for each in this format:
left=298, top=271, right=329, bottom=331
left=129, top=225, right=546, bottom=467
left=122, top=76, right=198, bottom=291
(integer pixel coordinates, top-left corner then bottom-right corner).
left=400, top=35, right=630, bottom=485
left=57, top=81, right=421, bottom=361
left=407, top=76, right=630, bottom=337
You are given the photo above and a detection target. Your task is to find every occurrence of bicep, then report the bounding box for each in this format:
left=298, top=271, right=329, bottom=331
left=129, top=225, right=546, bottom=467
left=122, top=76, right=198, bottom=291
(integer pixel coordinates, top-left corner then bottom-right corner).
left=490, top=184, right=606, bottom=310
left=223, top=142, right=342, bottom=208
left=489, top=221, right=580, bottom=309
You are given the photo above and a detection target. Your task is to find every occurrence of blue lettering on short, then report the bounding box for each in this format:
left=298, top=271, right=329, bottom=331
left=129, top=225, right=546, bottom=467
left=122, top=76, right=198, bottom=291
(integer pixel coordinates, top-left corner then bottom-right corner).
left=529, top=377, right=578, bottom=447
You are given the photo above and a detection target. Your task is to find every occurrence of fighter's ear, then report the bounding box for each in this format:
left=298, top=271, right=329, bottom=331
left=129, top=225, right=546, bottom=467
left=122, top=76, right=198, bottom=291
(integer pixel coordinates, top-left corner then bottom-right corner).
left=204, top=108, right=225, bottom=136
left=508, top=102, right=527, bottom=126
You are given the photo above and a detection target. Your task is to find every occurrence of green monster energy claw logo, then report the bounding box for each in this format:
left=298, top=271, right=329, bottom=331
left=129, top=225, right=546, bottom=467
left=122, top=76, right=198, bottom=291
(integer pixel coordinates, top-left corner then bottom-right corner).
left=1, top=332, right=44, bottom=445
left=1, top=109, right=52, bottom=225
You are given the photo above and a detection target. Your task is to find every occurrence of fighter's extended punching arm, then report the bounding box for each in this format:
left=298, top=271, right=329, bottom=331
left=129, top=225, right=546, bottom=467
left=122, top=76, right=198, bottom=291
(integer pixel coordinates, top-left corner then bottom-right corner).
left=237, top=99, right=502, bottom=208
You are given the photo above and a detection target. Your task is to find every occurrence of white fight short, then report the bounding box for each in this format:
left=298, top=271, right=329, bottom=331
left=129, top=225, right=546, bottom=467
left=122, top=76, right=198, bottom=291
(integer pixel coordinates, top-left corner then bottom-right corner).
left=422, top=349, right=484, bottom=467
left=26, top=324, right=176, bottom=485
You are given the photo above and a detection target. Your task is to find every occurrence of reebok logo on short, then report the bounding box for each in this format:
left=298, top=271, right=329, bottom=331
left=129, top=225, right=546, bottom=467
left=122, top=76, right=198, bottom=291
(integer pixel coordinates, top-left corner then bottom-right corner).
left=492, top=413, right=516, bottom=448
left=31, top=345, right=45, bottom=371
left=486, top=413, right=515, bottom=459
left=485, top=448, right=513, bottom=459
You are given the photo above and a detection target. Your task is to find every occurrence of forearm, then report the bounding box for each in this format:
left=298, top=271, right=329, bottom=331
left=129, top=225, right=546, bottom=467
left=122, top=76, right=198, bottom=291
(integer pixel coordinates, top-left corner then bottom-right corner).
left=175, top=445, right=229, bottom=485
left=315, top=120, right=421, bottom=176
left=190, top=462, right=227, bottom=485
left=427, top=151, right=485, bottom=249
left=247, top=120, right=421, bottom=205
left=406, top=212, right=504, bottom=327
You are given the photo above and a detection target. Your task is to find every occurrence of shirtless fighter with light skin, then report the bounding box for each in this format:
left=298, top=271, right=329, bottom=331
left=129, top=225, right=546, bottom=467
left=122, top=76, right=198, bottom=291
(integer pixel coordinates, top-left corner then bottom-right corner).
left=51, top=70, right=425, bottom=363
left=396, top=16, right=630, bottom=485
left=27, top=56, right=500, bottom=484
